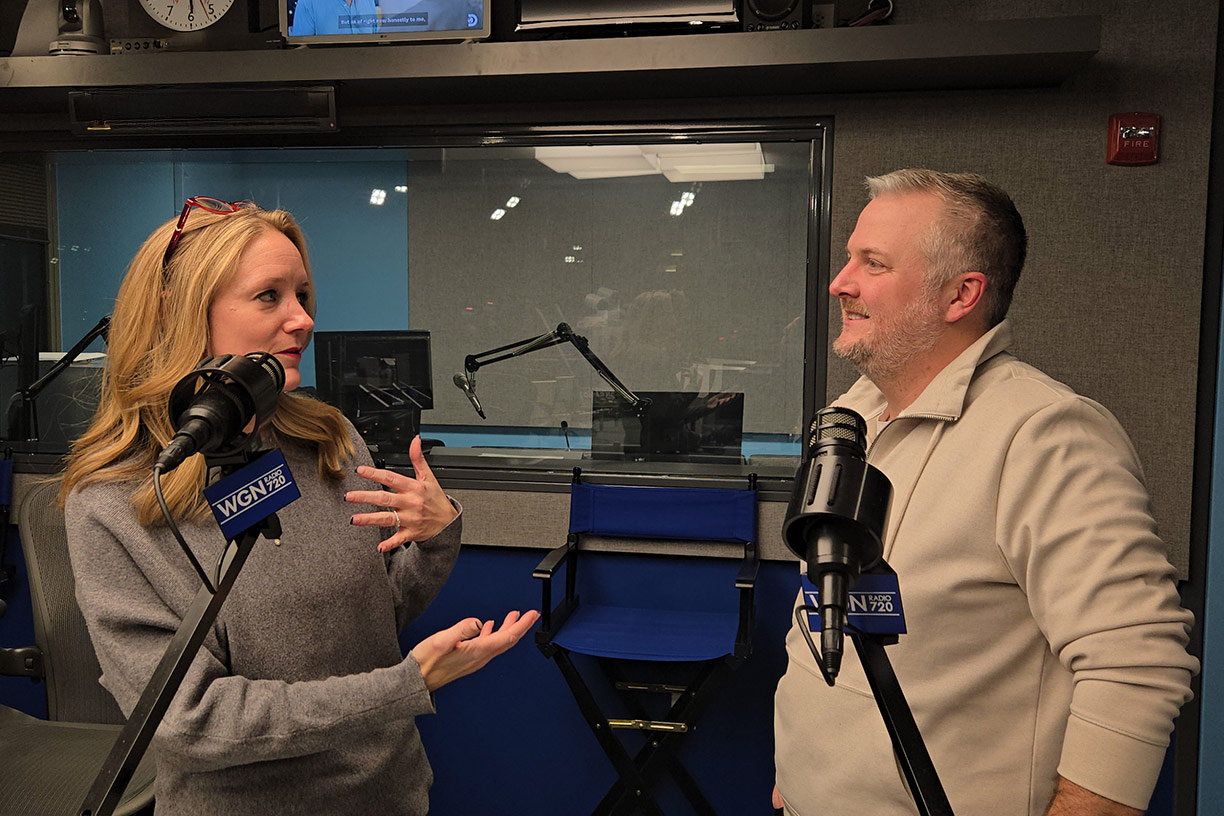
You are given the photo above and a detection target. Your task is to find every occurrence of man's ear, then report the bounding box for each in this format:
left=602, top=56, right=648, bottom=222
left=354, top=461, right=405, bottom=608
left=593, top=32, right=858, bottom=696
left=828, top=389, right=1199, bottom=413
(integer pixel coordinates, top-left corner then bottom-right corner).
left=945, top=271, right=987, bottom=324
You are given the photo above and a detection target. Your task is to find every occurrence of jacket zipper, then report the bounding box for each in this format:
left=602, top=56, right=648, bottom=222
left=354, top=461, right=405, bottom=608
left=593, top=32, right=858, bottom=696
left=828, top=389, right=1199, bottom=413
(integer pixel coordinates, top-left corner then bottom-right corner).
left=868, top=411, right=956, bottom=459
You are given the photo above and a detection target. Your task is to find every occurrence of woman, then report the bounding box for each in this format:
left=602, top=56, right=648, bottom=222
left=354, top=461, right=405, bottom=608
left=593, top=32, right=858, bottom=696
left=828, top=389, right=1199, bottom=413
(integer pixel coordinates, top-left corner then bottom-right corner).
left=60, top=197, right=537, bottom=815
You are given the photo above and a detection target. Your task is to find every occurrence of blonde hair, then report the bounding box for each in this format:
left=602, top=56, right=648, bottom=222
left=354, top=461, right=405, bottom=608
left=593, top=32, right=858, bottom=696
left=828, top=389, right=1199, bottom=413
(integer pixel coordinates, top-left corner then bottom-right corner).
left=60, top=203, right=354, bottom=525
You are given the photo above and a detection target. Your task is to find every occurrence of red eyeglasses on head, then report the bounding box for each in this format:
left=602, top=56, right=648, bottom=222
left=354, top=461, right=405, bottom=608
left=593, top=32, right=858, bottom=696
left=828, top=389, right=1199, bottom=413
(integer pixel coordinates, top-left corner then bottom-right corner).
left=162, top=196, right=254, bottom=269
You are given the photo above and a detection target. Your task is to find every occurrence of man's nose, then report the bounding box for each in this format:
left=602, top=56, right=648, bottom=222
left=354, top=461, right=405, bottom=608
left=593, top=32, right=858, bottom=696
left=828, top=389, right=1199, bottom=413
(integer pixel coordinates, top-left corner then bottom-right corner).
left=829, top=262, right=857, bottom=297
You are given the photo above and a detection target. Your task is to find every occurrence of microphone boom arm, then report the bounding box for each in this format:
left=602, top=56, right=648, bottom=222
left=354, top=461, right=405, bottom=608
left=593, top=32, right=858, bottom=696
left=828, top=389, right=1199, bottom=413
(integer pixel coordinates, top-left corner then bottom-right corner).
left=460, top=322, right=647, bottom=415
left=5, top=314, right=111, bottom=442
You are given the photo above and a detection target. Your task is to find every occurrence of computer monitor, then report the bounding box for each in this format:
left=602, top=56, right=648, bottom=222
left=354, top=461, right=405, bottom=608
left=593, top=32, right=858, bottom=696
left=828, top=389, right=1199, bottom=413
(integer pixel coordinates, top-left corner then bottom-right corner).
left=590, top=390, right=744, bottom=463
left=313, top=330, right=433, bottom=454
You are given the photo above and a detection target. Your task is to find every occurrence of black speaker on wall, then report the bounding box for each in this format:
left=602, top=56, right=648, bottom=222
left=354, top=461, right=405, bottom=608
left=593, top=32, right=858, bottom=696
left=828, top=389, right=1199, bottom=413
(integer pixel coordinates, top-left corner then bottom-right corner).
left=742, top=0, right=804, bottom=30
left=742, top=1, right=836, bottom=31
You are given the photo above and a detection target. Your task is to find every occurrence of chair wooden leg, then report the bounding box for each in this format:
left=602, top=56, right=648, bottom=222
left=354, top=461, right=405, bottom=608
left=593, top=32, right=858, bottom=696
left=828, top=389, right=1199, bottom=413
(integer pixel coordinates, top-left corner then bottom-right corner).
left=553, top=648, right=665, bottom=816
left=599, top=659, right=733, bottom=816
left=598, top=735, right=717, bottom=816
left=663, top=760, right=718, bottom=816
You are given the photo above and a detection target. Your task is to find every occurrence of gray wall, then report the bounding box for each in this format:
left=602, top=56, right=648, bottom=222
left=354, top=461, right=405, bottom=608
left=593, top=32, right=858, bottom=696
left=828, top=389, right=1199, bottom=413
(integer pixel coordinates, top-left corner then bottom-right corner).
left=811, top=0, right=1217, bottom=576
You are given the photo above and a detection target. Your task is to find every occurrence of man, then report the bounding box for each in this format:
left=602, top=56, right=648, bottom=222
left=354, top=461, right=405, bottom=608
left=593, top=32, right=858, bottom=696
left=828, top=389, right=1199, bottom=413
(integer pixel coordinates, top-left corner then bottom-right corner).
left=772, top=170, right=1198, bottom=816
left=288, top=0, right=378, bottom=36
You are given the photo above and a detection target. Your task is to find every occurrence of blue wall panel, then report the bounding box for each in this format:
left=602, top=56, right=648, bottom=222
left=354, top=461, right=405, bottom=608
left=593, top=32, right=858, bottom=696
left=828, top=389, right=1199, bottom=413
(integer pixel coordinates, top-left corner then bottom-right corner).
left=1200, top=266, right=1224, bottom=815
left=399, top=545, right=798, bottom=816
left=54, top=150, right=411, bottom=387
left=0, top=526, right=48, bottom=719
left=54, top=155, right=176, bottom=351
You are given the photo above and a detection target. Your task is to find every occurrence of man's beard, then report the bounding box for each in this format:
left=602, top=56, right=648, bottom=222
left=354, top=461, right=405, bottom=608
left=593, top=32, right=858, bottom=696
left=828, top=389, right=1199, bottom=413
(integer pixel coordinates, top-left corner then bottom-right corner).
left=833, top=291, right=944, bottom=385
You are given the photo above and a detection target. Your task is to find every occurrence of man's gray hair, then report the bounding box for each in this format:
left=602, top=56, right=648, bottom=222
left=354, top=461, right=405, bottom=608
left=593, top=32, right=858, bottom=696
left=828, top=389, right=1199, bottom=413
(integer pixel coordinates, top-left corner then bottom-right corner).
left=865, top=169, right=1027, bottom=327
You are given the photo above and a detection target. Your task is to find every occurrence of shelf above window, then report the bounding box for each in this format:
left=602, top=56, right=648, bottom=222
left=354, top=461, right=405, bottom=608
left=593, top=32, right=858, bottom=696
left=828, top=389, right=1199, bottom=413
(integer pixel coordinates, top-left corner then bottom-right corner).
left=3, top=16, right=1098, bottom=95
left=0, top=16, right=1099, bottom=145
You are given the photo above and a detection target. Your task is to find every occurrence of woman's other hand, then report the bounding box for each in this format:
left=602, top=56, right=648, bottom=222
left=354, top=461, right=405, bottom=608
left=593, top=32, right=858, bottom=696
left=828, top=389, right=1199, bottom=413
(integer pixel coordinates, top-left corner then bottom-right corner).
left=410, top=610, right=541, bottom=692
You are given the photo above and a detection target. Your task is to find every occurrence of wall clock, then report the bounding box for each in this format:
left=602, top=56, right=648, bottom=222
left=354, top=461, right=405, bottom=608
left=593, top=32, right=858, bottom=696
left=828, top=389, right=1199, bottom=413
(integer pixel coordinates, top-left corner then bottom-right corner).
left=136, top=0, right=238, bottom=31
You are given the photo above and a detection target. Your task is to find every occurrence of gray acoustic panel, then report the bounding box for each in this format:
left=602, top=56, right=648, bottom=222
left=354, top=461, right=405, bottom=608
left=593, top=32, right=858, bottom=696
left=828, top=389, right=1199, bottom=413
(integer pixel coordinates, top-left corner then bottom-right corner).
left=818, top=0, right=1219, bottom=577
left=450, top=486, right=794, bottom=561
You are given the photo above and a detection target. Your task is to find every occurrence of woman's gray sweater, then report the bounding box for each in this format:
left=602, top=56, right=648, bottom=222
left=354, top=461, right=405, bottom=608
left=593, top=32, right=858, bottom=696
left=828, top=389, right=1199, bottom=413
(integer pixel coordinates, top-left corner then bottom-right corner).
left=65, top=430, right=461, bottom=815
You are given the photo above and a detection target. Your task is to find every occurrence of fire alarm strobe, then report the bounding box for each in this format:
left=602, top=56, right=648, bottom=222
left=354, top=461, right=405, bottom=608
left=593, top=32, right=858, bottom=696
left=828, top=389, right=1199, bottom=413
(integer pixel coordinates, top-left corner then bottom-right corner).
left=1107, top=112, right=1160, bottom=166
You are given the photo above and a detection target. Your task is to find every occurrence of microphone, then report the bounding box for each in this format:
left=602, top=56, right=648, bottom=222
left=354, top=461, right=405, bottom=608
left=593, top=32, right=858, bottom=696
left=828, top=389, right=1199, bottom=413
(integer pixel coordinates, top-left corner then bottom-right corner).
left=453, top=372, right=486, bottom=419
left=155, top=352, right=285, bottom=473
left=782, top=407, right=891, bottom=680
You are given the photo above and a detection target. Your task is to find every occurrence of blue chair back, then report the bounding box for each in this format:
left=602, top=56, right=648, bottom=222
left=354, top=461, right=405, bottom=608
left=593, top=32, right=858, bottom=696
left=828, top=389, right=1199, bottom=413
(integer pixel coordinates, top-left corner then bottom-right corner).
left=568, top=482, right=756, bottom=543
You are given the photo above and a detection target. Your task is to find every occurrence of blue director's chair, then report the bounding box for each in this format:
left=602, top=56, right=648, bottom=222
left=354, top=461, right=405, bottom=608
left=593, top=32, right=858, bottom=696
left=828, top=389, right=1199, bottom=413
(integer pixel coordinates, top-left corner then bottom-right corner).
left=533, top=475, right=758, bottom=815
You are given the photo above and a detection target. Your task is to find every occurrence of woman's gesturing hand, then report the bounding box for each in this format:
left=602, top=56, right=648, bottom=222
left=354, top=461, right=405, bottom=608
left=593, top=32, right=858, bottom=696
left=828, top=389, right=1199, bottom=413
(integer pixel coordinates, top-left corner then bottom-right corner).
left=346, top=435, right=458, bottom=552
left=411, top=610, right=541, bottom=692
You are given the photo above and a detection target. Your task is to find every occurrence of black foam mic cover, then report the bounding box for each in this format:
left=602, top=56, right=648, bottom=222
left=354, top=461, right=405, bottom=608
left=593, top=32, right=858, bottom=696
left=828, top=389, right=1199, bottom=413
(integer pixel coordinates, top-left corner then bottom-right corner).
left=155, top=352, right=285, bottom=473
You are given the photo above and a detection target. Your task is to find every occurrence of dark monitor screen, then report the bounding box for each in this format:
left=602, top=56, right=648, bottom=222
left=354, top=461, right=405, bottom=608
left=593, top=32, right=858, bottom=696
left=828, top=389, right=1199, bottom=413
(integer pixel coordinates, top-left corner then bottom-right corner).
left=590, top=390, right=744, bottom=463
left=313, top=331, right=433, bottom=453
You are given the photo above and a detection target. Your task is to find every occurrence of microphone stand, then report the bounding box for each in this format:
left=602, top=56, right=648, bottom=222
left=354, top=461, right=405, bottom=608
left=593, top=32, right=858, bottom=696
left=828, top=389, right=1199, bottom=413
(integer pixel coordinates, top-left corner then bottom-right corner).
left=79, top=449, right=279, bottom=816
left=459, top=322, right=649, bottom=416
left=795, top=592, right=955, bottom=816
left=5, top=314, right=110, bottom=443
left=853, top=631, right=953, bottom=816
left=785, top=406, right=953, bottom=815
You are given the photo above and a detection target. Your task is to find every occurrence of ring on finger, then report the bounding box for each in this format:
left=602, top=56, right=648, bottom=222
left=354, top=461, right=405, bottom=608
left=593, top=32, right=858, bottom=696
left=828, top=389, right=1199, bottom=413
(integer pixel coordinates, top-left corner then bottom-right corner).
left=391, top=508, right=403, bottom=528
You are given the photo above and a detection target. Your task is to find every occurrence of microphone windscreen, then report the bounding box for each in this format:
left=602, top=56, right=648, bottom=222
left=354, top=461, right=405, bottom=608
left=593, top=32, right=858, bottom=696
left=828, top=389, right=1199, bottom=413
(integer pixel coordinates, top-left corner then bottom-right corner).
left=162, top=352, right=285, bottom=466
left=809, top=406, right=867, bottom=454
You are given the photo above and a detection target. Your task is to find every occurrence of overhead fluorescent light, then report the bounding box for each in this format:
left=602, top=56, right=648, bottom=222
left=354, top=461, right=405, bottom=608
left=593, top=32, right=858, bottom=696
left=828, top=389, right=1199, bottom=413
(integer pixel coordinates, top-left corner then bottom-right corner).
left=654, top=143, right=774, bottom=181
left=535, top=143, right=774, bottom=182
left=535, top=145, right=660, bottom=179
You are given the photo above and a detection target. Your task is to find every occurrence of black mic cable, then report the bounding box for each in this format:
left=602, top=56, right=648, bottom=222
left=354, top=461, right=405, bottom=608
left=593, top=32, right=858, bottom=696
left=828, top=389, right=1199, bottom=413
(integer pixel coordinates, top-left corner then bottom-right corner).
left=151, top=465, right=214, bottom=592
left=782, top=407, right=891, bottom=680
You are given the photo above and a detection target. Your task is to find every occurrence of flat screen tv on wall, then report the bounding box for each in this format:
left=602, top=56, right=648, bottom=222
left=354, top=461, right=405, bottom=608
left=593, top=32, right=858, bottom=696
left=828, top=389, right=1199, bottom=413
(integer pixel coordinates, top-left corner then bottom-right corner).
left=280, top=0, right=490, bottom=45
